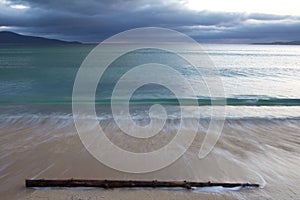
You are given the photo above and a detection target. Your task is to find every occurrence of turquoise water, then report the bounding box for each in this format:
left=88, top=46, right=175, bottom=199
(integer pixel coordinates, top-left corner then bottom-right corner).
left=0, top=44, right=300, bottom=118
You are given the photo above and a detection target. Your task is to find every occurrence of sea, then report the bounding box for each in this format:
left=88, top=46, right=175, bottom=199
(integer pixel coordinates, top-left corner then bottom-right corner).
left=0, top=44, right=299, bottom=199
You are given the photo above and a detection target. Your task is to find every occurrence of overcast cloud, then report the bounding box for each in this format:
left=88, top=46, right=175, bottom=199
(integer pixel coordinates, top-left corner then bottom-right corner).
left=0, top=0, right=300, bottom=43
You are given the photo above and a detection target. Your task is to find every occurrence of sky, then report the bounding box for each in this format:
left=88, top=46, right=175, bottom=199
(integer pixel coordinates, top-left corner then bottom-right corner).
left=0, top=0, right=300, bottom=43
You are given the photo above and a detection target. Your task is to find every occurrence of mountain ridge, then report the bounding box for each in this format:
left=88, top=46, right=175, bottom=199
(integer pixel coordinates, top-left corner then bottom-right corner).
left=0, top=31, right=82, bottom=45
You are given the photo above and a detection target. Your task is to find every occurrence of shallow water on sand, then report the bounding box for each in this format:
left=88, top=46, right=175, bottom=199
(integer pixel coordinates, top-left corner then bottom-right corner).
left=0, top=105, right=299, bottom=199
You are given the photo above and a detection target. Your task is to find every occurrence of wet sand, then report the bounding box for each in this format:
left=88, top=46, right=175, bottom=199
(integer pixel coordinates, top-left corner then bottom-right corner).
left=1, top=117, right=300, bottom=199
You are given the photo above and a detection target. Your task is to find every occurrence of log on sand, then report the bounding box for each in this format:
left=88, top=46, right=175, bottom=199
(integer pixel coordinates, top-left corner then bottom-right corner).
left=26, top=179, right=259, bottom=189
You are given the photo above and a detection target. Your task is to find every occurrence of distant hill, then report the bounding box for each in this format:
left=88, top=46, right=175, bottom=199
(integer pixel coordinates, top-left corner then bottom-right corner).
left=253, top=41, right=300, bottom=45
left=0, top=31, right=82, bottom=45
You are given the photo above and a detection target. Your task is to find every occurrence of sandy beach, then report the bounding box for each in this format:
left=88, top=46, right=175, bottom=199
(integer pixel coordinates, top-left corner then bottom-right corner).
left=0, top=112, right=299, bottom=199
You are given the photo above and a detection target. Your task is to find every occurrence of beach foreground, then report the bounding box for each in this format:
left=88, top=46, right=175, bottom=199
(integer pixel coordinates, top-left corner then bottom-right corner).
left=0, top=106, right=299, bottom=199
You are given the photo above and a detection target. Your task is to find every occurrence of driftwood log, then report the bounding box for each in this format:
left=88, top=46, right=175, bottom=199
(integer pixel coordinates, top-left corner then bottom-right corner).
left=26, top=179, right=259, bottom=189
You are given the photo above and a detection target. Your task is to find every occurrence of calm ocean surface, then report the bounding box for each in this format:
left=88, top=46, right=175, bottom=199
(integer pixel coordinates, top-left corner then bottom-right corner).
left=0, top=44, right=300, bottom=118
left=0, top=44, right=300, bottom=199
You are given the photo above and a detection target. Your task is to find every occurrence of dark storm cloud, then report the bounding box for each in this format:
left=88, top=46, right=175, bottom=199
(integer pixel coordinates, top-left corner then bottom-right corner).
left=1, top=0, right=300, bottom=42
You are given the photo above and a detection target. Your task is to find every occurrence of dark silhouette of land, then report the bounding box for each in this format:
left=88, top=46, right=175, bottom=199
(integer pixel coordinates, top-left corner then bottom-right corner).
left=253, top=41, right=300, bottom=45
left=0, top=31, right=81, bottom=45
left=1, top=31, right=299, bottom=46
